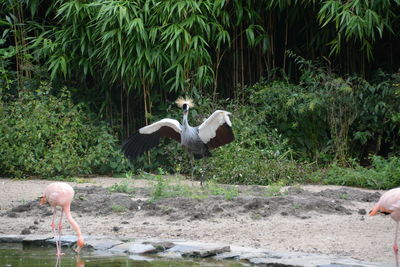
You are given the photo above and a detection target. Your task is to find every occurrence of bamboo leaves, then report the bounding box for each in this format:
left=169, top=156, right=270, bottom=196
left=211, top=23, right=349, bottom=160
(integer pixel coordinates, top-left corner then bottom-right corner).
left=317, top=0, right=397, bottom=60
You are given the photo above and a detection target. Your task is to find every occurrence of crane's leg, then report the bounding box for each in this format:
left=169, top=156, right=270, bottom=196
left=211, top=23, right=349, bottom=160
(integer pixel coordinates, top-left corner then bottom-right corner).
left=199, top=159, right=207, bottom=186
left=51, top=207, right=61, bottom=256
left=190, top=156, right=195, bottom=181
left=394, top=221, right=399, bottom=267
left=56, top=208, right=64, bottom=256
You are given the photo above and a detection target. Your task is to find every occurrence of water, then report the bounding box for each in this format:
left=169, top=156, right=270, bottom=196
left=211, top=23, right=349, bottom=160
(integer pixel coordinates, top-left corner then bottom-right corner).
left=0, top=243, right=245, bottom=267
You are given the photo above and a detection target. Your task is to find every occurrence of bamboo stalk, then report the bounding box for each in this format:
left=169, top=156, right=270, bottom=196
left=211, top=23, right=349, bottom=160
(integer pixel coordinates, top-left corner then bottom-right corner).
left=240, top=22, right=244, bottom=103
left=283, top=9, right=288, bottom=73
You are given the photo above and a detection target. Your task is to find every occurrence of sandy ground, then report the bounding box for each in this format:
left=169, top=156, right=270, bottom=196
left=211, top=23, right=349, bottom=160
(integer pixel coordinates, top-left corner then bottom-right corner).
left=0, top=177, right=395, bottom=265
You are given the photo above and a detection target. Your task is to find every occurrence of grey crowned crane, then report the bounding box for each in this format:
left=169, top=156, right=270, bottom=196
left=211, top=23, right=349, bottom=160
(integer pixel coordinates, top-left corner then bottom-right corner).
left=122, top=97, right=234, bottom=183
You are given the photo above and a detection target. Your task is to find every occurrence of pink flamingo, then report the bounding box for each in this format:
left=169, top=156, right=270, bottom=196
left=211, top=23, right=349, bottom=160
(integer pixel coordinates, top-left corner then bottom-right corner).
left=370, top=187, right=400, bottom=267
left=40, top=182, right=85, bottom=255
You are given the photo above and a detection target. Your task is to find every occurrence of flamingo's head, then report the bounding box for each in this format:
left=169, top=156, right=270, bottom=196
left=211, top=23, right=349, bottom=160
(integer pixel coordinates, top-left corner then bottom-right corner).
left=75, top=239, right=85, bottom=253
left=39, top=196, right=47, bottom=205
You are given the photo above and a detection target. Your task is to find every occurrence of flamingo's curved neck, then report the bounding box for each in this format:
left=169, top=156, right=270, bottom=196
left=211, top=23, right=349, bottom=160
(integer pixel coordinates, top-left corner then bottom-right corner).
left=63, top=205, right=83, bottom=242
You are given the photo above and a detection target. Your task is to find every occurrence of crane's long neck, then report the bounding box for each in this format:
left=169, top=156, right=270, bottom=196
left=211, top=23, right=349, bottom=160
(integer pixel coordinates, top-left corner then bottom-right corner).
left=182, top=110, right=190, bottom=129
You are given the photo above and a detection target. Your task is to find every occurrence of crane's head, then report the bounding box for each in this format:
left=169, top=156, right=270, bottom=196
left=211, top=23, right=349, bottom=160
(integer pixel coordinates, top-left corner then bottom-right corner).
left=175, top=97, right=194, bottom=115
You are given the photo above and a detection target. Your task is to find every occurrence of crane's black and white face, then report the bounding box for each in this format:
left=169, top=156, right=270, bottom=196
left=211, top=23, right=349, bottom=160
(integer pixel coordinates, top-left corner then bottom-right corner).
left=182, top=103, right=189, bottom=115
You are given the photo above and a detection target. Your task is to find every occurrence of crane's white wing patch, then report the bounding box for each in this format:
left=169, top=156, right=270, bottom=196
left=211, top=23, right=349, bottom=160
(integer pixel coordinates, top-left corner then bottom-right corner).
left=198, top=110, right=232, bottom=144
left=139, top=119, right=181, bottom=135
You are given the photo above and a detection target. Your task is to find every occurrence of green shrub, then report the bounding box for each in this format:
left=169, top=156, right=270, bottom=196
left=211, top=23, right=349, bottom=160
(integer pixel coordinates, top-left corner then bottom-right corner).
left=0, top=85, right=129, bottom=178
left=314, top=156, right=400, bottom=189
left=205, top=103, right=316, bottom=185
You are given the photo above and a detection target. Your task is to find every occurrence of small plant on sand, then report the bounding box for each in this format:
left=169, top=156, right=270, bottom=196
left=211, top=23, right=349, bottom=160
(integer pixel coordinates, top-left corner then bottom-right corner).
left=250, top=213, right=262, bottom=220
left=293, top=203, right=300, bottom=210
left=124, top=171, right=134, bottom=179
left=111, top=204, right=127, bottom=213
left=108, top=179, right=135, bottom=195
left=70, top=177, right=92, bottom=184
left=206, top=181, right=239, bottom=200
left=151, top=174, right=168, bottom=200
left=265, top=181, right=285, bottom=197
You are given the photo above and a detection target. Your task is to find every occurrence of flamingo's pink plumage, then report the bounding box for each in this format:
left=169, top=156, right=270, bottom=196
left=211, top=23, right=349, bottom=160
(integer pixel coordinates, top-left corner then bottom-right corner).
left=370, top=187, right=400, bottom=266
left=40, top=182, right=84, bottom=255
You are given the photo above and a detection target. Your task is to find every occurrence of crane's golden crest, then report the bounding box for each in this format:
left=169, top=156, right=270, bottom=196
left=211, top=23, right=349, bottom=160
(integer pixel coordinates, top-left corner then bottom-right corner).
left=175, top=97, right=194, bottom=108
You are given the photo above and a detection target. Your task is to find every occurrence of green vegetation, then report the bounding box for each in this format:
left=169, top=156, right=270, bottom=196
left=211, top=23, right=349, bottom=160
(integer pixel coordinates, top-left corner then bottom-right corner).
left=108, top=179, right=135, bottom=194
left=0, top=85, right=129, bottom=178
left=0, top=0, right=400, bottom=190
left=149, top=174, right=239, bottom=201
left=265, top=182, right=286, bottom=197
left=111, top=204, right=127, bottom=213
left=313, top=156, right=400, bottom=190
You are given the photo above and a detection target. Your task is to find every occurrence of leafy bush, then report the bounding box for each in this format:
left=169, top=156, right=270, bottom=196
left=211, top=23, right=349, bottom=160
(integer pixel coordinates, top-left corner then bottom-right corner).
left=205, top=103, right=316, bottom=185
left=0, top=85, right=129, bottom=178
left=314, top=156, right=400, bottom=189
left=247, top=55, right=400, bottom=165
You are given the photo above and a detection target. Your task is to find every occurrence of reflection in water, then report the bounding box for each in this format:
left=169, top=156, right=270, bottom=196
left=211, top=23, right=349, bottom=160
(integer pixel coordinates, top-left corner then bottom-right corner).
left=0, top=246, right=245, bottom=267
left=55, top=255, right=84, bottom=267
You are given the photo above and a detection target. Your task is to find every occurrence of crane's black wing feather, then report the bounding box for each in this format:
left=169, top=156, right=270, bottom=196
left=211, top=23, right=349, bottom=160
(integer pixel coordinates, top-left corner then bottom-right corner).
left=206, top=123, right=234, bottom=150
left=122, top=126, right=181, bottom=160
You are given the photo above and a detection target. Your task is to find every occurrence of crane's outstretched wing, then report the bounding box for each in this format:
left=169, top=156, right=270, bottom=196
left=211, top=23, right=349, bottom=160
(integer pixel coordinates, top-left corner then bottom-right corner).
left=122, top=119, right=181, bottom=160
left=198, top=110, right=234, bottom=150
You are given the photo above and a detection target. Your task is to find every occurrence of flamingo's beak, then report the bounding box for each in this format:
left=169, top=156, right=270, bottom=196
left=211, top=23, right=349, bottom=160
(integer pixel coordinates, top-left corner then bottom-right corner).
left=75, top=239, right=85, bottom=253
left=39, top=196, right=47, bottom=205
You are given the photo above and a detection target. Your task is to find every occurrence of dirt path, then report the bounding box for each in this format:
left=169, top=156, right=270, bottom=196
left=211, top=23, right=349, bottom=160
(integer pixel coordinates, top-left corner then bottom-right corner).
left=0, top=177, right=394, bottom=265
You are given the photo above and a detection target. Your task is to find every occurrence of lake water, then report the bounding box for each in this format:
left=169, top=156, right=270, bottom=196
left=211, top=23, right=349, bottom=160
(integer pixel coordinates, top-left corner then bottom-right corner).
left=0, top=243, right=245, bottom=267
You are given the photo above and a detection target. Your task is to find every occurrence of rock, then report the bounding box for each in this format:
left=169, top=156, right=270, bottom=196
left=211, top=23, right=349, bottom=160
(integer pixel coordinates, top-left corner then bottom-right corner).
left=0, top=235, right=25, bottom=242
left=33, top=220, right=39, bottom=225
left=358, top=209, right=367, bottom=215
left=211, top=205, right=224, bottom=213
left=127, top=243, right=157, bottom=254
left=29, top=225, right=38, bottom=230
left=142, top=241, right=175, bottom=251
left=189, top=212, right=207, bottom=221
left=121, top=221, right=129, bottom=224
left=11, top=203, right=33, bottom=212
left=181, top=246, right=231, bottom=258
left=21, top=228, right=31, bottom=235
left=85, top=238, right=124, bottom=250
left=112, top=226, right=120, bottom=232
left=128, top=254, right=154, bottom=261
left=213, top=251, right=241, bottom=260
left=243, top=198, right=264, bottom=210
left=22, top=234, right=53, bottom=243
left=7, top=212, right=18, bottom=218
left=47, top=235, right=78, bottom=247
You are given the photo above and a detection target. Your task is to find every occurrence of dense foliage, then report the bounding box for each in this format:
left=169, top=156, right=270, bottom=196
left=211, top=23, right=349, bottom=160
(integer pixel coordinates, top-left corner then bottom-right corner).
left=0, top=85, right=128, bottom=178
left=1, top=0, right=400, bottom=188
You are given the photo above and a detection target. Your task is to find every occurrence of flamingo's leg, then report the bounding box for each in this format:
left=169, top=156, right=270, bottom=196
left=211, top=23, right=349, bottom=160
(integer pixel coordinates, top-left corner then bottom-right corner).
left=56, top=208, right=64, bottom=256
left=394, top=221, right=399, bottom=267
left=55, top=255, right=61, bottom=267
left=51, top=207, right=61, bottom=256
